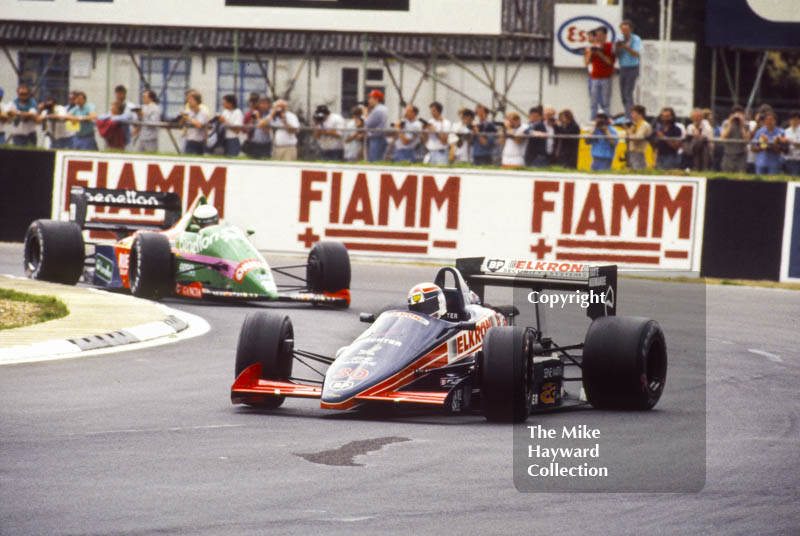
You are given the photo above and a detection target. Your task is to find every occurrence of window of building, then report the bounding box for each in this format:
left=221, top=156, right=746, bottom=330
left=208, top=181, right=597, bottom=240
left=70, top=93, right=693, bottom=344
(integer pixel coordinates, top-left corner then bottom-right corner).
left=217, top=59, right=270, bottom=112
left=341, top=68, right=359, bottom=117
left=18, top=52, right=70, bottom=104
left=139, top=56, right=191, bottom=120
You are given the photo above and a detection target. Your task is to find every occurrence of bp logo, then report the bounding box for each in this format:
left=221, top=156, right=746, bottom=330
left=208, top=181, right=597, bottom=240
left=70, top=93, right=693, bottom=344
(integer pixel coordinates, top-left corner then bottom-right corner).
left=486, top=259, right=505, bottom=272
left=557, top=15, right=616, bottom=56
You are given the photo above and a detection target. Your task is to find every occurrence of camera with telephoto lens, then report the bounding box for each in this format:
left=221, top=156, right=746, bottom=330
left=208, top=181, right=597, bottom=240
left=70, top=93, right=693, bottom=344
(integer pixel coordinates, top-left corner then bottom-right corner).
left=313, top=112, right=326, bottom=123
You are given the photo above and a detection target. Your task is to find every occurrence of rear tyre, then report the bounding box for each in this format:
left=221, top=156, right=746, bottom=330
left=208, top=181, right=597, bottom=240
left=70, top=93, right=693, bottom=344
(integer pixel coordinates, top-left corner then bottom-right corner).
left=235, top=312, right=294, bottom=409
left=582, top=316, right=667, bottom=410
left=23, top=220, right=85, bottom=285
left=129, top=232, right=173, bottom=300
left=306, top=240, right=351, bottom=293
left=481, top=326, right=534, bottom=423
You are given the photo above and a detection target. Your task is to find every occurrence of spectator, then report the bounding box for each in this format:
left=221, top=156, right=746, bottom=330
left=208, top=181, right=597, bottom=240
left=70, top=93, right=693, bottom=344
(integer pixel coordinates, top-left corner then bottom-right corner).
left=180, top=91, right=208, bottom=155
left=584, top=27, right=615, bottom=120
left=449, top=107, right=475, bottom=163
left=615, top=20, right=642, bottom=120
left=783, top=111, right=800, bottom=176
left=523, top=105, right=548, bottom=167
left=720, top=105, right=750, bottom=173
left=343, top=105, right=365, bottom=162
left=501, top=112, right=527, bottom=168
left=705, top=108, right=724, bottom=171
left=113, top=85, right=136, bottom=148
left=746, top=109, right=767, bottom=173
left=7, top=85, right=39, bottom=146
left=586, top=111, right=618, bottom=171
left=134, top=89, right=161, bottom=153
left=624, top=104, right=652, bottom=170
left=269, top=99, right=299, bottom=160
left=653, top=107, right=682, bottom=170
left=96, top=101, right=127, bottom=150
left=685, top=108, right=713, bottom=170
left=554, top=108, right=580, bottom=168
left=423, top=101, right=451, bottom=165
left=67, top=91, right=98, bottom=150
left=392, top=104, right=422, bottom=163
left=38, top=92, right=75, bottom=149
left=364, top=89, right=388, bottom=162
left=242, top=93, right=261, bottom=157
left=218, top=94, right=244, bottom=157
left=751, top=110, right=785, bottom=175
left=471, top=105, right=498, bottom=166
left=312, top=104, right=345, bottom=161
left=251, top=96, right=273, bottom=159
left=543, top=107, right=557, bottom=163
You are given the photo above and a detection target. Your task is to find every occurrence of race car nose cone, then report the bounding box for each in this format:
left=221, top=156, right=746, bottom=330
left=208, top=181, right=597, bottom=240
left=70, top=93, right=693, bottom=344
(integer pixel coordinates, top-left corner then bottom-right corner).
left=238, top=268, right=278, bottom=298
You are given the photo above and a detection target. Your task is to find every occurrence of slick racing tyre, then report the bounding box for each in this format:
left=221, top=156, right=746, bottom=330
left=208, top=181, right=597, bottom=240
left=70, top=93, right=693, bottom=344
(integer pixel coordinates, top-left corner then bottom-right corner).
left=481, top=326, right=535, bottom=423
left=128, top=232, right=174, bottom=300
left=24, top=220, right=85, bottom=285
left=235, top=312, right=294, bottom=409
left=306, top=240, right=351, bottom=293
left=582, top=316, right=667, bottom=410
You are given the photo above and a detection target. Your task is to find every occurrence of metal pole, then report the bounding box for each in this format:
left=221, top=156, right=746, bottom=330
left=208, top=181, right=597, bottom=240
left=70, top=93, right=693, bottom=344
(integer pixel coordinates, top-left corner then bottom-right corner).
left=105, top=32, right=112, bottom=109
left=432, top=41, right=437, bottom=102
left=734, top=49, right=740, bottom=105
left=744, top=51, right=769, bottom=116
left=361, top=33, right=368, bottom=103
left=233, top=29, right=239, bottom=99
left=710, top=47, right=717, bottom=119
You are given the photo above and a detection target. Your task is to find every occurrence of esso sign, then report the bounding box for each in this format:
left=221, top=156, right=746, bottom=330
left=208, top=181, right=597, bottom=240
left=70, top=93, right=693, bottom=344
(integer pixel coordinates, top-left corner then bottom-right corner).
left=556, top=16, right=617, bottom=55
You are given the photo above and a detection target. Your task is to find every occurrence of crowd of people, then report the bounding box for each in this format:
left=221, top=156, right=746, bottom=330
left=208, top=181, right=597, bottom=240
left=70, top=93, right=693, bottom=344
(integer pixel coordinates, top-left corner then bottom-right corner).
left=1, top=79, right=799, bottom=176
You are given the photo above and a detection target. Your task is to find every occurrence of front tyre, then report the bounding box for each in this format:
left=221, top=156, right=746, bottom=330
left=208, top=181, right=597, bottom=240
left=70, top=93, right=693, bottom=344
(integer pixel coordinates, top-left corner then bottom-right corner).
left=481, top=326, right=535, bottom=423
left=582, top=316, right=667, bottom=410
left=235, top=312, right=294, bottom=409
left=128, top=232, right=173, bottom=300
left=24, top=220, right=85, bottom=285
left=306, top=240, right=351, bottom=293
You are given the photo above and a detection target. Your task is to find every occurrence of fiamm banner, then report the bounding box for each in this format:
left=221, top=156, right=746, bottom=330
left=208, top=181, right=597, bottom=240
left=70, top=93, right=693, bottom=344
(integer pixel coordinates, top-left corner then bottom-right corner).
left=52, top=152, right=706, bottom=271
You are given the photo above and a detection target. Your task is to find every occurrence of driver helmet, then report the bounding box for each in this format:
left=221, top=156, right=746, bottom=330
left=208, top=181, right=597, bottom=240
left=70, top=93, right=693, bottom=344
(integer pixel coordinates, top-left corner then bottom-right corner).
left=408, top=283, right=447, bottom=319
left=193, top=204, right=219, bottom=228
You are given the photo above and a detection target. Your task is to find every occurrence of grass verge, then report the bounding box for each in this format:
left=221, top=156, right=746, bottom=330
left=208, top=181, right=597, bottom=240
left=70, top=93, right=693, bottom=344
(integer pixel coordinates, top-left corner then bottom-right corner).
left=0, top=289, right=69, bottom=330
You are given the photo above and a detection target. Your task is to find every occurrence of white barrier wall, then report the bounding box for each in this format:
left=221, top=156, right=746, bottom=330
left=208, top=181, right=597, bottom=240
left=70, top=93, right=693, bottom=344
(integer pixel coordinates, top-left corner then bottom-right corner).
left=52, top=152, right=706, bottom=271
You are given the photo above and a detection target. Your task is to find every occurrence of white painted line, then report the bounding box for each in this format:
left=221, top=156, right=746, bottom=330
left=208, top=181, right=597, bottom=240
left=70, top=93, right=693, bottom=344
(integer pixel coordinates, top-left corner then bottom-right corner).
left=747, top=349, right=783, bottom=363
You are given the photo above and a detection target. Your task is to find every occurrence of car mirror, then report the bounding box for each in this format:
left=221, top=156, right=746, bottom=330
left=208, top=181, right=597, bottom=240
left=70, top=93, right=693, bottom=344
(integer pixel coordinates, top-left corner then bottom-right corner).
left=246, top=229, right=255, bottom=236
left=457, top=321, right=476, bottom=331
left=359, top=312, right=376, bottom=323
left=188, top=224, right=200, bottom=232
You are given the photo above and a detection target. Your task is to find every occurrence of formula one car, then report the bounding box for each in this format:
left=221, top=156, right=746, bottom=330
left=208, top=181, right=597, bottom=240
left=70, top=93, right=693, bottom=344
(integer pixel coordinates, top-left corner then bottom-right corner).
left=23, top=186, right=351, bottom=306
left=231, top=258, right=667, bottom=421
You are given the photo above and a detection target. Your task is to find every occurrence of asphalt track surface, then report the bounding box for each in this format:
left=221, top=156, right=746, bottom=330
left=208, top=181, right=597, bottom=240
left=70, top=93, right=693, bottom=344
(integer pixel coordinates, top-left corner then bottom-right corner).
left=1, top=243, right=799, bottom=535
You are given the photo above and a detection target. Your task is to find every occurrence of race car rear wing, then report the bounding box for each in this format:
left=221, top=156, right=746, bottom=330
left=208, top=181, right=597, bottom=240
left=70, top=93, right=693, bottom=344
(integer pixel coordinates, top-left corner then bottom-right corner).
left=69, top=186, right=182, bottom=234
left=455, top=257, right=616, bottom=319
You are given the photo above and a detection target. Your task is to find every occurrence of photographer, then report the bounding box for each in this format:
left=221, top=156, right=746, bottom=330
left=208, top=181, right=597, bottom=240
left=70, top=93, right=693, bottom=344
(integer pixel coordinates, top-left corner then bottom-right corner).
left=720, top=104, right=750, bottom=173
left=422, top=101, right=451, bottom=165
left=471, top=105, right=497, bottom=166
left=750, top=110, right=785, bottom=175
left=267, top=99, right=299, bottom=161
left=38, top=92, right=74, bottom=149
left=653, top=107, right=682, bottom=170
left=312, top=104, right=345, bottom=161
left=615, top=20, right=642, bottom=120
left=624, top=104, right=652, bottom=170
left=178, top=91, right=208, bottom=155
left=392, top=104, right=422, bottom=163
left=586, top=111, right=618, bottom=171
left=449, top=108, right=475, bottom=163
left=344, top=105, right=365, bottom=162
left=217, top=94, right=244, bottom=157
left=583, top=27, right=615, bottom=120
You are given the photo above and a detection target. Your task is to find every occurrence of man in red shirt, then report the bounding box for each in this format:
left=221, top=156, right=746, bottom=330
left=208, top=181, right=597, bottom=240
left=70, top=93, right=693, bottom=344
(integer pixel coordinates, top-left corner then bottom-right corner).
left=584, top=26, right=615, bottom=120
